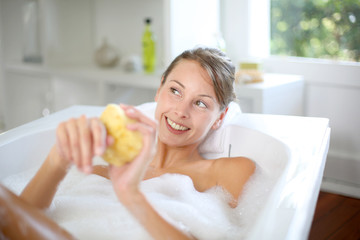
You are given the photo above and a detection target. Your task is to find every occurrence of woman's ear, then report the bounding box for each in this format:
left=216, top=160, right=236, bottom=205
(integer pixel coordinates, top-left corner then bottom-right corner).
left=211, top=107, right=228, bottom=130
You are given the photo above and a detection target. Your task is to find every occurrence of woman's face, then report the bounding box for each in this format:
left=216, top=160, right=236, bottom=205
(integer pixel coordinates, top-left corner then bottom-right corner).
left=155, top=60, right=225, bottom=147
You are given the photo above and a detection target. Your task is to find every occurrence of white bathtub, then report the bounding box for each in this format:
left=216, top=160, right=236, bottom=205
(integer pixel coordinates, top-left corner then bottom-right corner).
left=0, top=104, right=330, bottom=240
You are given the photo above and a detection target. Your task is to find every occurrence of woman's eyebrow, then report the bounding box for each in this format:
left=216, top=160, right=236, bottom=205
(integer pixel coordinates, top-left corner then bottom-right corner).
left=170, top=80, right=185, bottom=89
left=199, top=94, right=216, bottom=101
left=170, top=79, right=216, bottom=102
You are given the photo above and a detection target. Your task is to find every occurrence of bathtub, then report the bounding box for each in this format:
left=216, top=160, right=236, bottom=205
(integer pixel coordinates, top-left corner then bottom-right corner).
left=0, top=103, right=330, bottom=240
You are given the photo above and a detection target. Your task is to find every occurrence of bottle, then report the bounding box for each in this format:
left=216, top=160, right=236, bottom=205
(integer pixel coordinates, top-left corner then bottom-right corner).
left=142, top=18, right=156, bottom=73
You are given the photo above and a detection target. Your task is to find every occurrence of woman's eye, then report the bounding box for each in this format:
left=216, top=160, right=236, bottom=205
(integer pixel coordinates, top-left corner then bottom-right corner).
left=171, top=87, right=181, bottom=96
left=195, top=100, right=207, bottom=108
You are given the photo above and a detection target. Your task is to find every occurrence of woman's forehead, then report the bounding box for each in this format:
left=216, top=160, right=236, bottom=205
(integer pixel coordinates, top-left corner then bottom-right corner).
left=168, top=60, right=213, bottom=86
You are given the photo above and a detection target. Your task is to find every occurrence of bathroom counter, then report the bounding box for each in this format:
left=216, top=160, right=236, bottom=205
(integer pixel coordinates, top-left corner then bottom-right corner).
left=235, top=73, right=304, bottom=115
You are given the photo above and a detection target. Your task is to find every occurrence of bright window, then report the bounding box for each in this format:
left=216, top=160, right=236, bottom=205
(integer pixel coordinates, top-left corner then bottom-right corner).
left=271, top=0, right=360, bottom=62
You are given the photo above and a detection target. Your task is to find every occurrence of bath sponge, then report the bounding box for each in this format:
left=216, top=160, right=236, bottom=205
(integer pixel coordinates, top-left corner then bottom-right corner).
left=100, top=104, right=143, bottom=166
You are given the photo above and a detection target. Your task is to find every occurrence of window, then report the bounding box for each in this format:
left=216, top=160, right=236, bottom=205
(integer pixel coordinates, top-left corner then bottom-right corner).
left=271, top=0, right=360, bottom=62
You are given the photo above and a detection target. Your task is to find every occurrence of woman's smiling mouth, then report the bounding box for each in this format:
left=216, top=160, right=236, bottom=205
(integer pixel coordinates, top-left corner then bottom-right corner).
left=166, top=117, right=190, bottom=131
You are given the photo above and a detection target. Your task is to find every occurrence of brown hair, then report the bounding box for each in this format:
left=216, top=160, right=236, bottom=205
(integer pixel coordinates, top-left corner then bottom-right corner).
left=161, top=47, right=236, bottom=111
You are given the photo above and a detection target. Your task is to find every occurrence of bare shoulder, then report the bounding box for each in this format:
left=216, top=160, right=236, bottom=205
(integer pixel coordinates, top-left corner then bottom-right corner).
left=212, top=156, right=255, bottom=176
left=211, top=157, right=256, bottom=205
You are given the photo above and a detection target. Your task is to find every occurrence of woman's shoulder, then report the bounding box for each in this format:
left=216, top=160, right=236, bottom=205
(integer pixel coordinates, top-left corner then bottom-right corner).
left=210, top=157, right=256, bottom=204
left=211, top=156, right=255, bottom=174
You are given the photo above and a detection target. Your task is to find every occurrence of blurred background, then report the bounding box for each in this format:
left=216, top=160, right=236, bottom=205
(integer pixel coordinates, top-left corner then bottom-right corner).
left=0, top=0, right=359, bottom=198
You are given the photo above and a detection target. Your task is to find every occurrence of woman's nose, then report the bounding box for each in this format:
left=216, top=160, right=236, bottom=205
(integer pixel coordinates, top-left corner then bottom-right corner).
left=174, top=101, right=190, bottom=119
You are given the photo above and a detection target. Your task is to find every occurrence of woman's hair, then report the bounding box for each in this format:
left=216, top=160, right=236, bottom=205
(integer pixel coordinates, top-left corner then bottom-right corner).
left=161, top=47, right=236, bottom=111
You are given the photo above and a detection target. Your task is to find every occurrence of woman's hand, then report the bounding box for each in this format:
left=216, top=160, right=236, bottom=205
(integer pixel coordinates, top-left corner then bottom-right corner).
left=21, top=115, right=111, bottom=209
left=109, top=105, right=157, bottom=204
left=108, top=106, right=193, bottom=240
left=55, top=115, right=113, bottom=173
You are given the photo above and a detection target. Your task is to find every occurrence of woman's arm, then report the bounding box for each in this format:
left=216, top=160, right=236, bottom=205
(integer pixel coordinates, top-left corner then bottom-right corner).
left=120, top=188, right=194, bottom=240
left=110, top=165, right=195, bottom=240
left=20, top=146, right=70, bottom=209
left=21, top=116, right=110, bottom=209
left=109, top=105, right=195, bottom=240
left=213, top=157, right=256, bottom=207
left=1, top=184, right=75, bottom=240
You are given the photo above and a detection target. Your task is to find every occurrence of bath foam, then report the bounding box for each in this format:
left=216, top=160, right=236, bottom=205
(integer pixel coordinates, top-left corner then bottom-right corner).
left=2, top=166, right=274, bottom=239
left=1, top=166, right=38, bottom=195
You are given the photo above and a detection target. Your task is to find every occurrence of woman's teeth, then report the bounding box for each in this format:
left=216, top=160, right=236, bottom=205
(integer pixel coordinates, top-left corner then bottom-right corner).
left=167, top=118, right=189, bottom=131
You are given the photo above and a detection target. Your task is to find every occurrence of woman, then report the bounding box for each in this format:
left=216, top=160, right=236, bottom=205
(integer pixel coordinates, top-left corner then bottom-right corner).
left=0, top=47, right=255, bottom=239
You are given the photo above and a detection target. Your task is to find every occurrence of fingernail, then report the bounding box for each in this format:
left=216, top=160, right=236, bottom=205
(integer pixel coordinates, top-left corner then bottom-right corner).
left=126, top=108, right=135, bottom=115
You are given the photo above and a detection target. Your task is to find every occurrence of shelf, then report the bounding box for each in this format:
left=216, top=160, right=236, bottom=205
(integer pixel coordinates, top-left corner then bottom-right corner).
left=50, top=67, right=163, bottom=90
left=5, top=62, right=49, bottom=76
left=5, top=62, right=163, bottom=90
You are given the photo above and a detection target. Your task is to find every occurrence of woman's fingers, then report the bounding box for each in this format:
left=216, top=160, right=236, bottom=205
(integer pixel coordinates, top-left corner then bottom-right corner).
left=77, top=115, right=93, bottom=173
left=55, top=116, right=108, bottom=174
left=109, top=105, right=157, bottom=194
left=66, top=118, right=82, bottom=169
left=56, top=122, right=71, bottom=162
left=129, top=123, right=156, bottom=169
left=122, top=105, right=158, bottom=129
left=124, top=106, right=157, bottom=165
left=90, top=118, right=107, bottom=156
left=55, top=104, right=154, bottom=176
left=109, top=122, right=156, bottom=202
left=127, top=122, right=156, bottom=146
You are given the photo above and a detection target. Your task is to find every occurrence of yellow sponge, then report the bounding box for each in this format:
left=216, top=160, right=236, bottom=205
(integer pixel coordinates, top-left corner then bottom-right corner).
left=100, top=104, right=143, bottom=166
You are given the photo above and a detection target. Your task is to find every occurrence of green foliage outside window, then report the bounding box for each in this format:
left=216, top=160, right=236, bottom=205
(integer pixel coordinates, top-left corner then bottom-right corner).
left=271, top=0, right=360, bottom=62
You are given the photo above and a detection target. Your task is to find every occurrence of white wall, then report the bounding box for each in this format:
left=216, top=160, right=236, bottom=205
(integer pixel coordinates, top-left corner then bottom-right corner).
left=42, top=0, right=94, bottom=66
left=169, top=0, right=220, bottom=61
left=94, top=0, right=164, bottom=67
left=0, top=0, right=23, bottom=63
left=221, top=0, right=270, bottom=66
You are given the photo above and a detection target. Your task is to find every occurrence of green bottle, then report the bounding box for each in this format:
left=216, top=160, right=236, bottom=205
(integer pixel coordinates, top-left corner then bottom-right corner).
left=142, top=18, right=156, bottom=73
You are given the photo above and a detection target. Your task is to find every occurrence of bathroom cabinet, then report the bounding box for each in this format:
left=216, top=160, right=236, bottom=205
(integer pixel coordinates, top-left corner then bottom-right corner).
left=3, top=64, right=160, bottom=129
left=235, top=73, right=304, bottom=115
left=4, top=69, right=51, bottom=129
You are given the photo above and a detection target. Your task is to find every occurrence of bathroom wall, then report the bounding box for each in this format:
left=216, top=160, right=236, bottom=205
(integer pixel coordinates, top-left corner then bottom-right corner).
left=93, top=0, right=164, bottom=66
